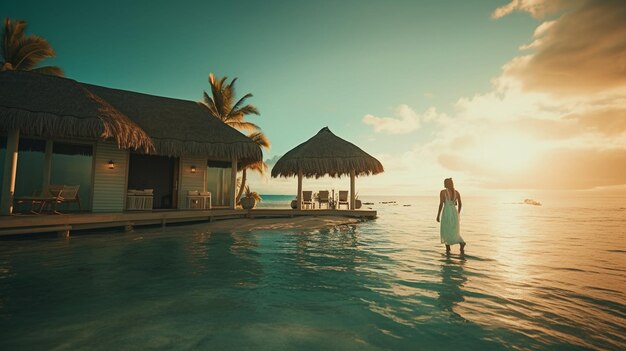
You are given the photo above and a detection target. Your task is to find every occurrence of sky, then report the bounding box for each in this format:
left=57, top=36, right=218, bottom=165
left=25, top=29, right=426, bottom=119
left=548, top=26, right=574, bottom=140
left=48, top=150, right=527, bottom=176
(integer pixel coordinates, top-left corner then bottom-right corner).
left=3, top=0, right=626, bottom=195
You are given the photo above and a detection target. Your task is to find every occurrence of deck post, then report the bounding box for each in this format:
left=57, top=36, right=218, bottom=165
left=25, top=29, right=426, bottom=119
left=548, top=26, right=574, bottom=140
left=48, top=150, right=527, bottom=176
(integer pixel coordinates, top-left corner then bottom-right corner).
left=350, top=170, right=356, bottom=210
left=297, top=171, right=303, bottom=210
left=229, top=158, right=237, bottom=209
left=42, top=139, right=53, bottom=189
left=1, top=129, right=19, bottom=215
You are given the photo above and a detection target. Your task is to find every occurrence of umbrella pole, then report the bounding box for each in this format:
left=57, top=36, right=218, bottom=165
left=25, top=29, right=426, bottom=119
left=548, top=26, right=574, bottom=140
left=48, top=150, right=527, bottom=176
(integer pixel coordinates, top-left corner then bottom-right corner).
left=297, top=171, right=303, bottom=210
left=350, top=170, right=355, bottom=210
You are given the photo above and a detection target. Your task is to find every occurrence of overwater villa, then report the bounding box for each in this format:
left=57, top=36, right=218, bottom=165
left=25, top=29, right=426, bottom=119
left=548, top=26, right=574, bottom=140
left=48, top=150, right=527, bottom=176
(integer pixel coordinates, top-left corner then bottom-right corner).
left=0, top=71, right=375, bottom=236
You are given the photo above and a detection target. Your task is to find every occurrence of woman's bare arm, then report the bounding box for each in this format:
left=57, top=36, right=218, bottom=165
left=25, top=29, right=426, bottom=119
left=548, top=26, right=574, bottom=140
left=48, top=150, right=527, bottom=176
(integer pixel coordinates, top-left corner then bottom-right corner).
left=436, top=190, right=444, bottom=222
left=456, top=191, right=462, bottom=214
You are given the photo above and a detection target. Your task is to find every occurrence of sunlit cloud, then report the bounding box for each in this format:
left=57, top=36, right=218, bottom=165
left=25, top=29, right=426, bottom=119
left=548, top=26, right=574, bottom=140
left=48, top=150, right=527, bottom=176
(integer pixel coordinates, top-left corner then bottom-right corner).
left=408, top=0, right=626, bottom=190
left=255, top=0, right=626, bottom=194
left=491, top=0, right=577, bottom=19
left=362, top=104, right=443, bottom=134
left=497, top=0, right=626, bottom=96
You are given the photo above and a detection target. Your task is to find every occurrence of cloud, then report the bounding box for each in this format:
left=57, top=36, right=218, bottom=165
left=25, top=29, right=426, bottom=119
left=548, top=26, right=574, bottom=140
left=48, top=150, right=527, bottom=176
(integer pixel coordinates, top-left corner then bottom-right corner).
left=565, top=108, right=626, bottom=137
left=362, top=104, right=444, bottom=134
left=362, top=104, right=420, bottom=134
left=259, top=1, right=626, bottom=194
left=486, top=148, right=626, bottom=189
left=491, top=0, right=575, bottom=19
left=359, top=0, right=626, bottom=192
left=497, top=0, right=626, bottom=96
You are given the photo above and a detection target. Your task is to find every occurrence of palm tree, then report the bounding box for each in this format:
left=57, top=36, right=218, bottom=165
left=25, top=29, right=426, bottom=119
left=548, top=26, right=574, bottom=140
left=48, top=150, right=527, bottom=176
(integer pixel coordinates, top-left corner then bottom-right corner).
left=1, top=18, right=63, bottom=76
left=202, top=73, right=259, bottom=130
left=202, top=73, right=270, bottom=204
left=235, top=131, right=270, bottom=203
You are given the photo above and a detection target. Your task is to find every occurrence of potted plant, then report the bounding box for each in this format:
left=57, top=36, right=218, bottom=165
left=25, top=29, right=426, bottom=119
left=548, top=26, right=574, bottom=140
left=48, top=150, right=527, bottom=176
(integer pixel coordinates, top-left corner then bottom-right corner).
left=240, top=185, right=262, bottom=209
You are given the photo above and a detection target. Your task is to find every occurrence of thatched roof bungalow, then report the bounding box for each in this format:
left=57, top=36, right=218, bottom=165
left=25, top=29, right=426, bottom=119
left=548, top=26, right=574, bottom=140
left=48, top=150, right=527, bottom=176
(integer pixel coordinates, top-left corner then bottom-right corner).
left=0, top=71, right=261, bottom=214
left=272, top=127, right=383, bottom=209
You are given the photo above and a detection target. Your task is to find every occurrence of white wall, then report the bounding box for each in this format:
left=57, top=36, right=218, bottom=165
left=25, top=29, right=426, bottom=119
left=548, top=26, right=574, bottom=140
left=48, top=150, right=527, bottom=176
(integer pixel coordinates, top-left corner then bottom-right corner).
left=92, top=141, right=128, bottom=212
left=178, top=155, right=207, bottom=209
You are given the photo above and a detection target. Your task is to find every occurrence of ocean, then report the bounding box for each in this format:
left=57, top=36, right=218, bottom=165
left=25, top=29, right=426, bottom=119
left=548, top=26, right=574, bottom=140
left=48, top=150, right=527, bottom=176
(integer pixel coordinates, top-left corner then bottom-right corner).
left=0, top=192, right=624, bottom=350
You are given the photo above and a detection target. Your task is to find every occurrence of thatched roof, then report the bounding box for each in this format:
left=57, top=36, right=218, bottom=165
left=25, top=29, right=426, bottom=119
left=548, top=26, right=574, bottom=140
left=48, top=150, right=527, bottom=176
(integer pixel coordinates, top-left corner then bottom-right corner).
left=271, top=127, right=384, bottom=178
left=0, top=71, right=153, bottom=152
left=0, top=71, right=262, bottom=165
left=85, top=84, right=262, bottom=164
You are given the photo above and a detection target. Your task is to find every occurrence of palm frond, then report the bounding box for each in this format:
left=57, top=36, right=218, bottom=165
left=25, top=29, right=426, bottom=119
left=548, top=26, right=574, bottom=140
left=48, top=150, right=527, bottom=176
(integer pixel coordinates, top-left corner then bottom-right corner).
left=247, top=160, right=268, bottom=175
left=1, top=17, right=62, bottom=76
left=200, top=72, right=271, bottom=152
left=230, top=93, right=256, bottom=115
left=14, top=37, right=55, bottom=70
left=227, top=120, right=260, bottom=131
left=201, top=91, right=221, bottom=118
left=233, top=104, right=260, bottom=117
left=248, top=131, right=271, bottom=149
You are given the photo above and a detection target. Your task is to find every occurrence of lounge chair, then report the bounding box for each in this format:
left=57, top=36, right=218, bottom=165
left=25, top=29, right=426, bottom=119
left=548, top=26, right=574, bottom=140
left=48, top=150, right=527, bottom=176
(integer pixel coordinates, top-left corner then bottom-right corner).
left=338, top=190, right=349, bottom=209
left=14, top=185, right=63, bottom=214
left=56, top=185, right=81, bottom=212
left=302, top=191, right=314, bottom=209
left=15, top=185, right=81, bottom=214
left=318, top=190, right=330, bottom=209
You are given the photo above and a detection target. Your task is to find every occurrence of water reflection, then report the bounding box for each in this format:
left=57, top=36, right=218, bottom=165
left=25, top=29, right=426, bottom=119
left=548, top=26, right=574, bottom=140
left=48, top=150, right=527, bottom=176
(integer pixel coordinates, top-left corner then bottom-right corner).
left=189, top=230, right=263, bottom=289
left=438, top=253, right=467, bottom=319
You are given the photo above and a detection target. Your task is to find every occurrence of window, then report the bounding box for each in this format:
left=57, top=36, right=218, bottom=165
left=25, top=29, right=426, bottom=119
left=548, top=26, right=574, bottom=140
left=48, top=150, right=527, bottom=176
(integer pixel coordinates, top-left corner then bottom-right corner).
left=51, top=142, right=93, bottom=211
left=14, top=138, right=46, bottom=199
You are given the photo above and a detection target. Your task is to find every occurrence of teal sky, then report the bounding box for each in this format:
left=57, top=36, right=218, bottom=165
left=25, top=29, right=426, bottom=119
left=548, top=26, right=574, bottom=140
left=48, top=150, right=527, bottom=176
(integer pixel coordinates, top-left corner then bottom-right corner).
left=0, top=0, right=556, bottom=193
left=2, top=0, right=535, bottom=157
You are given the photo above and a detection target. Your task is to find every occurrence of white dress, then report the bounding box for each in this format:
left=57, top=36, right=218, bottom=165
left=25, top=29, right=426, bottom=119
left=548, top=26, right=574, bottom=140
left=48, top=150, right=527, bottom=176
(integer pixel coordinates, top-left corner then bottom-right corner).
left=440, top=190, right=464, bottom=245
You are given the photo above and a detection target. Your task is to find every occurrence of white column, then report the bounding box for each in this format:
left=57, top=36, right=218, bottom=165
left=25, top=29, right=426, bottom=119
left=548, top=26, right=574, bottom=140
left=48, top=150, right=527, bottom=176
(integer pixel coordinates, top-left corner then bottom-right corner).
left=0, top=129, right=19, bottom=215
left=229, top=158, right=238, bottom=209
left=202, top=161, right=207, bottom=193
left=350, top=170, right=356, bottom=210
left=297, top=171, right=303, bottom=210
left=42, top=139, right=53, bottom=189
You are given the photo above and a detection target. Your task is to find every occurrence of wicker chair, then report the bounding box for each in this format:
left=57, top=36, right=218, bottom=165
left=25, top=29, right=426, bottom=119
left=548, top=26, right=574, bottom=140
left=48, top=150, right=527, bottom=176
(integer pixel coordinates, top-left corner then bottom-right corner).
left=337, top=191, right=349, bottom=209
left=317, top=190, right=330, bottom=209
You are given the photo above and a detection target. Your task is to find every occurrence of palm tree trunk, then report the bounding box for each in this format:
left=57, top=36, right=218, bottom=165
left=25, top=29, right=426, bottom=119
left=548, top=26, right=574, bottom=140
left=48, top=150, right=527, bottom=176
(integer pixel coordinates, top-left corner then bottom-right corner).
left=235, top=168, right=247, bottom=205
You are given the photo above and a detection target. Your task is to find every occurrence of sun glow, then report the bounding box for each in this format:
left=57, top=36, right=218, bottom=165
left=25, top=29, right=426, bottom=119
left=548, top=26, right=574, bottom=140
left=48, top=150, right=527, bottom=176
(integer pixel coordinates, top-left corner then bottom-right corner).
left=465, top=133, right=543, bottom=174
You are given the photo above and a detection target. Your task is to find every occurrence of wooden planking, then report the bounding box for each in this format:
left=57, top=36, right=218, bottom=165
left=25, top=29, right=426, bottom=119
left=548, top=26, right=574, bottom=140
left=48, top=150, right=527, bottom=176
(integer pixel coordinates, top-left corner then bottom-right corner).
left=178, top=155, right=208, bottom=209
left=0, top=209, right=376, bottom=235
left=91, top=141, right=129, bottom=212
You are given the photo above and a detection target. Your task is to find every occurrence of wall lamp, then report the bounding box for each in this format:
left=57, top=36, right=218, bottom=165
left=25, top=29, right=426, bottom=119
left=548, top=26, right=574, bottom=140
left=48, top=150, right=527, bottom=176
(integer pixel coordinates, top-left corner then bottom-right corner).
left=191, top=165, right=197, bottom=173
left=108, top=160, right=115, bottom=169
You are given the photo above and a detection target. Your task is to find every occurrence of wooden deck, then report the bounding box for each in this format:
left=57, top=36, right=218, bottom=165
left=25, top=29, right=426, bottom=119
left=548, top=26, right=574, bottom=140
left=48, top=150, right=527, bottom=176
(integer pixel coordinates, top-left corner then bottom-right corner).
left=0, top=208, right=377, bottom=237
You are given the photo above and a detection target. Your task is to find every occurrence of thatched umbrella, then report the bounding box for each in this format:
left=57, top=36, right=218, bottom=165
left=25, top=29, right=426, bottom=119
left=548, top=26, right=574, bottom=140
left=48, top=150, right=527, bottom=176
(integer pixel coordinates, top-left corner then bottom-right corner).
left=271, top=127, right=383, bottom=209
left=0, top=71, right=154, bottom=152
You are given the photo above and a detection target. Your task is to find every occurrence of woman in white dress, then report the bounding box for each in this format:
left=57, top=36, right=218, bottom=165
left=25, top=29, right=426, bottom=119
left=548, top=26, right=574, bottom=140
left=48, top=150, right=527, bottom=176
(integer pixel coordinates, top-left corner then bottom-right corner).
left=436, top=178, right=466, bottom=253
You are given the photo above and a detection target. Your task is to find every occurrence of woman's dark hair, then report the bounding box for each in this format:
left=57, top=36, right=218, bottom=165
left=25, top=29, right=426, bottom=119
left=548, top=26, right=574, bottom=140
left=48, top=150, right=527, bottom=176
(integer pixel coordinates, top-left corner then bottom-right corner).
left=444, top=178, right=455, bottom=196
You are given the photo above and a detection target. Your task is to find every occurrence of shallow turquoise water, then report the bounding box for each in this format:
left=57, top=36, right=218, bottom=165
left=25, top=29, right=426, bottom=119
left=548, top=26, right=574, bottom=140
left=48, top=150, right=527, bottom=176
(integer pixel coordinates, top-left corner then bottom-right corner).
left=1, top=194, right=625, bottom=350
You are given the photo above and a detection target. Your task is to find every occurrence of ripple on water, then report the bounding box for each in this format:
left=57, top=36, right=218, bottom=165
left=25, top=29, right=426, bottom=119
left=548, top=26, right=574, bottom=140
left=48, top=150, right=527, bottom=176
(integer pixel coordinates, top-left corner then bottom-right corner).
left=0, top=195, right=625, bottom=350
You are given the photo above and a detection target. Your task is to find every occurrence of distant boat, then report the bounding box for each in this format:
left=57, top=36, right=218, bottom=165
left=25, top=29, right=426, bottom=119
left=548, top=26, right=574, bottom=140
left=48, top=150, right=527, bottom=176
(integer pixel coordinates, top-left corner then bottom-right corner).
left=523, top=198, right=542, bottom=206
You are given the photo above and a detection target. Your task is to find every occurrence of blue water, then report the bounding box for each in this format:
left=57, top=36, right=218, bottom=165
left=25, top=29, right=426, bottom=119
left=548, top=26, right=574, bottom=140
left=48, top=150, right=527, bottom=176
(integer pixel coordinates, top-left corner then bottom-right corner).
left=1, top=193, right=625, bottom=350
